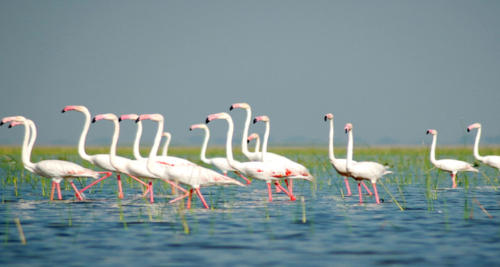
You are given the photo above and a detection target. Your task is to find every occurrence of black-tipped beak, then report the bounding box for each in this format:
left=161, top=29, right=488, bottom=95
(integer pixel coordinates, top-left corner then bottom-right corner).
left=205, top=118, right=210, bottom=124
left=426, top=130, right=430, bottom=135
left=118, top=117, right=122, bottom=122
left=61, top=109, right=66, bottom=113
left=0, top=121, right=4, bottom=126
left=345, top=129, right=348, bottom=134
left=247, top=139, right=250, bottom=143
left=8, top=124, right=12, bottom=128
left=253, top=118, right=257, bottom=124
left=135, top=118, right=140, bottom=123
left=189, top=127, right=193, bottom=131
left=92, top=117, right=97, bottom=123
left=324, top=116, right=327, bottom=121
left=467, top=128, right=470, bottom=132
left=229, top=105, right=234, bottom=111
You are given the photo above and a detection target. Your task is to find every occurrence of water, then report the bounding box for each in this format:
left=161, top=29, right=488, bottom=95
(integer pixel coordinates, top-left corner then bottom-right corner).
left=1, top=149, right=500, bottom=266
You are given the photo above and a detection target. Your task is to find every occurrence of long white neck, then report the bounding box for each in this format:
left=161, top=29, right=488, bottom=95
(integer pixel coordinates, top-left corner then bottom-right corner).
left=223, top=117, right=242, bottom=170
left=241, top=107, right=252, bottom=158
left=258, top=121, right=270, bottom=161
left=77, top=109, right=92, bottom=162
left=198, top=127, right=211, bottom=164
left=346, top=130, right=354, bottom=170
left=147, top=119, right=164, bottom=176
left=161, top=133, right=171, bottom=157
left=254, top=136, right=260, bottom=153
left=109, top=118, right=122, bottom=171
left=328, top=119, right=336, bottom=161
left=430, top=134, right=437, bottom=165
left=133, top=120, right=144, bottom=160
left=473, top=127, right=484, bottom=161
left=21, top=120, right=36, bottom=171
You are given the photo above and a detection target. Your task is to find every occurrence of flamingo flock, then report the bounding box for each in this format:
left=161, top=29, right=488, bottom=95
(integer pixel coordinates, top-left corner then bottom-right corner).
left=1, top=103, right=497, bottom=208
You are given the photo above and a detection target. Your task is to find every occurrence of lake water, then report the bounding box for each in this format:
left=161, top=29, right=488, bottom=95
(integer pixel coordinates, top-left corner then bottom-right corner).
left=1, top=149, right=500, bottom=266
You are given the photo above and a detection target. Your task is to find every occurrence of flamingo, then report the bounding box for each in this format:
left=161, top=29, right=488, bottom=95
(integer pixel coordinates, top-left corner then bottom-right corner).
left=467, top=123, right=500, bottom=170
left=0, top=116, right=111, bottom=201
left=206, top=112, right=300, bottom=202
left=426, top=129, right=478, bottom=188
left=247, top=133, right=261, bottom=153
left=189, top=123, right=251, bottom=184
left=93, top=113, right=187, bottom=204
left=61, top=105, right=146, bottom=198
left=230, top=102, right=313, bottom=194
left=119, top=114, right=194, bottom=166
left=345, top=123, right=391, bottom=204
left=138, top=114, right=244, bottom=209
left=324, top=113, right=372, bottom=197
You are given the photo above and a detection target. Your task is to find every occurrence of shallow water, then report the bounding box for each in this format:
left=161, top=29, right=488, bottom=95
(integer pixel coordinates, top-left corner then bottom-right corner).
left=1, top=150, right=500, bottom=266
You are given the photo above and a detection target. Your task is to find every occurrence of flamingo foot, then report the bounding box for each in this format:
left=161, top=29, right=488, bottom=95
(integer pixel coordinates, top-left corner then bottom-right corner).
left=361, top=181, right=373, bottom=195
left=358, top=183, right=363, bottom=204
left=372, top=182, right=380, bottom=204
left=267, top=183, right=273, bottom=202
left=274, top=182, right=296, bottom=201
left=195, top=188, right=210, bottom=209
left=344, top=177, right=352, bottom=196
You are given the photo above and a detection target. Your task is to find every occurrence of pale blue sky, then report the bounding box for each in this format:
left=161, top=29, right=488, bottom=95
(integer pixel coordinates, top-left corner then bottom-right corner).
left=1, top=1, right=499, bottom=147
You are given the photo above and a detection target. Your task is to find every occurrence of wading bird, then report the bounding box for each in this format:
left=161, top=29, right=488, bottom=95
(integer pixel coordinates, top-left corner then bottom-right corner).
left=467, top=123, right=500, bottom=170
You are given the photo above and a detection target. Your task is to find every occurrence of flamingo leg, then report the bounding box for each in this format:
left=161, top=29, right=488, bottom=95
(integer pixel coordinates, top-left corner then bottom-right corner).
left=358, top=182, right=363, bottom=204
left=79, top=171, right=113, bottom=194
left=187, top=189, right=193, bottom=209
left=361, top=181, right=373, bottom=195
left=162, top=179, right=188, bottom=194
left=70, top=181, right=84, bottom=201
left=267, top=183, right=273, bottom=202
left=194, top=188, right=210, bottom=209
left=372, top=182, right=380, bottom=204
left=117, top=174, right=124, bottom=199
left=168, top=191, right=190, bottom=204
left=274, top=182, right=296, bottom=201
left=56, top=183, right=62, bottom=200
left=451, top=173, right=457, bottom=189
left=235, top=171, right=251, bottom=185
left=275, top=181, right=282, bottom=193
left=149, top=181, right=154, bottom=204
left=344, top=177, right=352, bottom=196
left=50, top=181, right=56, bottom=201
left=288, top=179, right=293, bottom=195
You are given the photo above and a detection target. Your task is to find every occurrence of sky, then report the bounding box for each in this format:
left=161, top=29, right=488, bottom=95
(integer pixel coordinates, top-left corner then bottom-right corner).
left=0, top=1, right=499, bottom=148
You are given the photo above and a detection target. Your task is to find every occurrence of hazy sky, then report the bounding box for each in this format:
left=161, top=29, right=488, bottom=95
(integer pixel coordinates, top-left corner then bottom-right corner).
left=1, top=1, right=499, bottom=148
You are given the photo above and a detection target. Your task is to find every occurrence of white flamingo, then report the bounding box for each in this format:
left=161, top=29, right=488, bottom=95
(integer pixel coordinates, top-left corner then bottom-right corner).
left=62, top=105, right=147, bottom=198
left=345, top=123, right=391, bottom=204
left=426, top=129, right=478, bottom=188
left=206, top=112, right=299, bottom=202
left=1, top=116, right=111, bottom=201
left=189, top=123, right=251, bottom=184
left=230, top=102, right=313, bottom=194
left=93, top=113, right=187, bottom=204
left=119, top=114, right=194, bottom=166
left=247, top=133, right=261, bottom=153
left=467, top=123, right=500, bottom=170
left=138, top=114, right=244, bottom=209
left=324, top=113, right=372, bottom=197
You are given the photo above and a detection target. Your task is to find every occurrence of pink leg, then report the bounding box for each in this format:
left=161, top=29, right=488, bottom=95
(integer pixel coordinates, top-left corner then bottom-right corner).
left=235, top=172, right=251, bottom=185
left=163, top=179, right=188, bottom=194
left=274, top=182, right=296, bottom=201
left=344, top=177, right=352, bottom=196
left=275, top=181, right=282, bottom=193
left=372, top=182, right=380, bottom=204
left=358, top=182, right=363, bottom=204
left=168, top=191, right=190, bottom=204
left=451, top=173, right=457, bottom=189
left=288, top=179, right=293, bottom=195
left=149, top=181, right=154, bottom=204
left=194, top=188, right=209, bottom=209
left=361, top=181, right=373, bottom=195
left=56, top=183, right=62, bottom=200
left=79, top=171, right=113, bottom=194
left=70, top=181, right=84, bottom=201
left=187, top=189, right=193, bottom=209
left=50, top=181, right=56, bottom=201
left=267, top=183, right=273, bottom=202
left=117, top=174, right=124, bottom=199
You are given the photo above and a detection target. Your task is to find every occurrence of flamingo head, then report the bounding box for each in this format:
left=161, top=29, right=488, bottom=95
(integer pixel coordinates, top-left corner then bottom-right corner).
left=206, top=112, right=230, bottom=123
left=119, top=114, right=139, bottom=122
left=324, top=113, right=333, bottom=121
left=61, top=105, right=88, bottom=113
left=344, top=123, right=353, bottom=133
left=247, top=133, right=259, bottom=143
left=229, top=102, right=250, bottom=111
left=1, top=116, right=26, bottom=126
left=162, top=132, right=171, bottom=139
left=136, top=114, right=164, bottom=123
left=189, top=124, right=207, bottom=131
left=253, top=115, right=269, bottom=124
left=426, top=129, right=437, bottom=135
left=466, top=123, right=481, bottom=132
left=92, top=113, right=118, bottom=123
